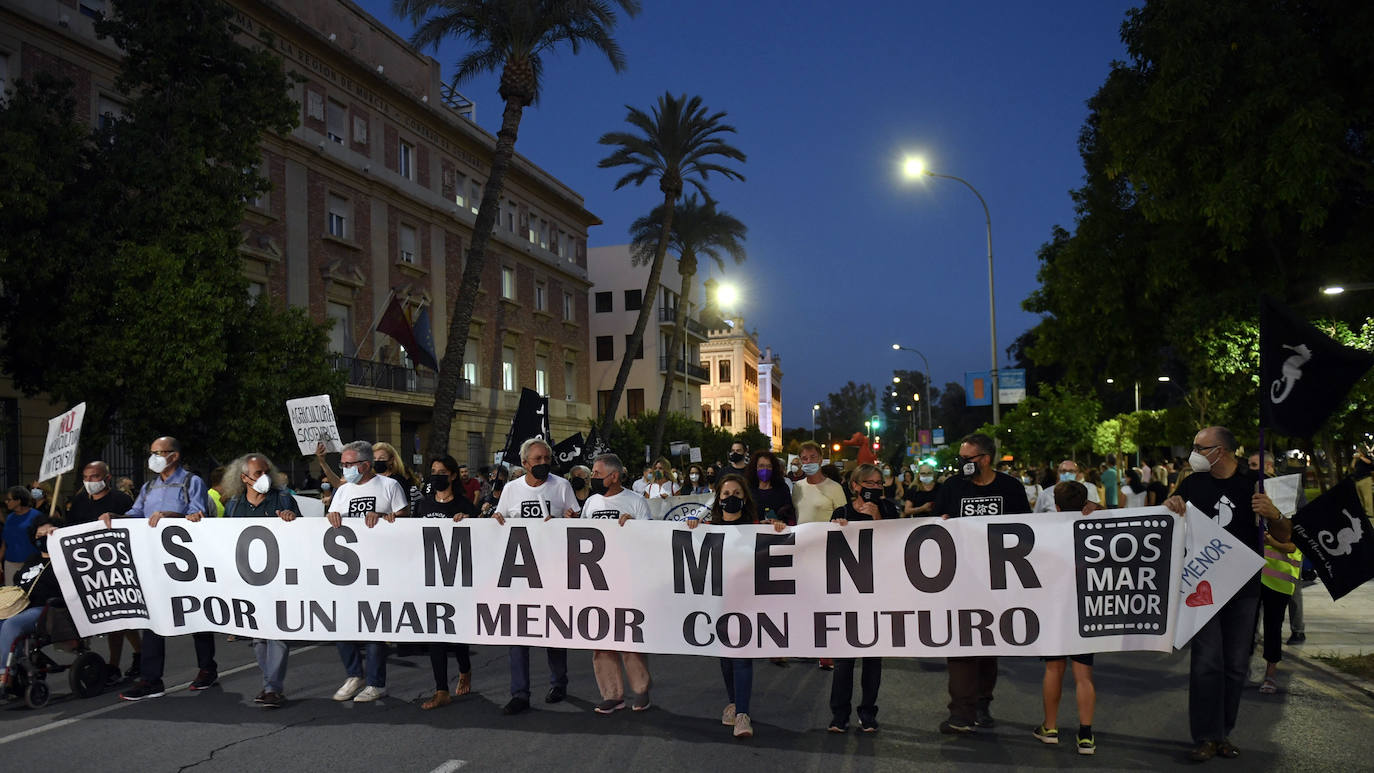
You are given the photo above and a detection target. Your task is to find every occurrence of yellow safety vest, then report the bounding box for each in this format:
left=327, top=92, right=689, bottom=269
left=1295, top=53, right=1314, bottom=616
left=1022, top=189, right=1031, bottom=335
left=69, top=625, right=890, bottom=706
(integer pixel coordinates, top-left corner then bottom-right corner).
left=1260, top=545, right=1302, bottom=595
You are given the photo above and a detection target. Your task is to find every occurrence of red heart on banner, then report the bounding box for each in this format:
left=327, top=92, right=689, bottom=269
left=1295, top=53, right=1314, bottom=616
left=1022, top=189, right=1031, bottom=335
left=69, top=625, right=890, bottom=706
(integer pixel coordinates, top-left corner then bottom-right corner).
left=1186, top=581, right=1214, bottom=607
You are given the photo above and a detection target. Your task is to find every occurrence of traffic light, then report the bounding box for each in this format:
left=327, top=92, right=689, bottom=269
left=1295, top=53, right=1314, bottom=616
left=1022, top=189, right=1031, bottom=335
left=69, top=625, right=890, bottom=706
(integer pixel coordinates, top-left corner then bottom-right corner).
left=870, top=414, right=882, bottom=432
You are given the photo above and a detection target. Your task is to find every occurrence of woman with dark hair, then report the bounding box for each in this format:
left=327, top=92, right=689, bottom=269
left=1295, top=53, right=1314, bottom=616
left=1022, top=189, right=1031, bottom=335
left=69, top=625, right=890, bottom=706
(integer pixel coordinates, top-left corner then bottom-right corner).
left=1120, top=468, right=1147, bottom=509
left=414, top=455, right=477, bottom=709
left=749, top=450, right=796, bottom=525
left=2, top=487, right=44, bottom=585
left=685, top=464, right=712, bottom=495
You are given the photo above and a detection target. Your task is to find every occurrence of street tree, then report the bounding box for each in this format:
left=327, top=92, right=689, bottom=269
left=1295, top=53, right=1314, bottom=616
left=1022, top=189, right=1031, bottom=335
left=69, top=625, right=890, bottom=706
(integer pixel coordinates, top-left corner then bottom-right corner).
left=815, top=381, right=875, bottom=442
left=396, top=0, right=640, bottom=459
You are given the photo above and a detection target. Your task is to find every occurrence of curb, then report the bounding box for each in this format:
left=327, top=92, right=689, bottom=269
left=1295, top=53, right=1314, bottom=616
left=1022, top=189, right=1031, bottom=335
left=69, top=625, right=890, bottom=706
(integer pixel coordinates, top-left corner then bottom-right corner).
left=1286, top=649, right=1374, bottom=700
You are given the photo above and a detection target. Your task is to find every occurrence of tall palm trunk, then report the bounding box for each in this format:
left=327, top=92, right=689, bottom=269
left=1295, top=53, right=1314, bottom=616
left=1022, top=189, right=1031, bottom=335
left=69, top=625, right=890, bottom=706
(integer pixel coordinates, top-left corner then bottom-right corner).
left=651, top=251, right=696, bottom=458
left=599, top=192, right=676, bottom=435
left=428, top=96, right=526, bottom=458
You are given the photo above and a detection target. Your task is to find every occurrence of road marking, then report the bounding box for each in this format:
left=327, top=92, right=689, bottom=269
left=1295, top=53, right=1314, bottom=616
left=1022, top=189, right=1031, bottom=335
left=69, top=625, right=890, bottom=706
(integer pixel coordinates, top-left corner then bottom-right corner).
left=0, top=645, right=319, bottom=747
left=429, top=761, right=468, bottom=773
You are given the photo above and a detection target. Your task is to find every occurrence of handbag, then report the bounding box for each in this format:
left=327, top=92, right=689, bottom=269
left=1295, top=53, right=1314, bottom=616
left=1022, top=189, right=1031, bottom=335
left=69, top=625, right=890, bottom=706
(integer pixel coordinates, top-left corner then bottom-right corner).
left=0, top=563, right=47, bottom=619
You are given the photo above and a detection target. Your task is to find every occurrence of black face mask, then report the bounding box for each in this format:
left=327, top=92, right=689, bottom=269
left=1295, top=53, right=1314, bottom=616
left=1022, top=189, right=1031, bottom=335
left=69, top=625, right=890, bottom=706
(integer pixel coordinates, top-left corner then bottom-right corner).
left=430, top=474, right=450, bottom=491
left=570, top=476, right=587, bottom=492
left=373, top=459, right=390, bottom=474
left=590, top=477, right=609, bottom=496
left=859, top=487, right=881, bottom=504
left=531, top=463, right=551, bottom=481
left=728, top=452, right=746, bottom=465
left=35, top=536, right=48, bottom=555
left=721, top=495, right=744, bottom=514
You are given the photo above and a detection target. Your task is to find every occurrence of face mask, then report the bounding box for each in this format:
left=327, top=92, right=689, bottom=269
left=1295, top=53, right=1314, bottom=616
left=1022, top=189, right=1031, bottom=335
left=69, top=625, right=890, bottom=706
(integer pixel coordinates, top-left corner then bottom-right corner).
left=320, top=481, right=331, bottom=492
left=590, top=477, right=608, bottom=496
left=801, top=462, right=821, bottom=476
left=859, top=487, right=881, bottom=504
left=882, top=469, right=891, bottom=476
left=30, top=488, right=44, bottom=501
left=721, top=495, right=744, bottom=514
left=373, top=459, right=390, bottom=474
left=1189, top=450, right=1213, bottom=473
left=756, top=468, right=772, bottom=482
left=689, top=472, right=699, bottom=482
left=250, top=473, right=272, bottom=494
left=960, top=458, right=979, bottom=477
left=570, top=476, right=586, bottom=492
left=728, top=452, right=746, bottom=464
left=919, top=475, right=934, bottom=485
left=148, top=454, right=168, bottom=474
left=342, top=465, right=362, bottom=484
left=1060, top=472, right=1075, bottom=482
left=1021, top=476, right=1032, bottom=485
left=35, top=536, right=48, bottom=554
left=84, top=479, right=107, bottom=495
left=531, top=463, right=551, bottom=481
left=430, top=474, right=451, bottom=491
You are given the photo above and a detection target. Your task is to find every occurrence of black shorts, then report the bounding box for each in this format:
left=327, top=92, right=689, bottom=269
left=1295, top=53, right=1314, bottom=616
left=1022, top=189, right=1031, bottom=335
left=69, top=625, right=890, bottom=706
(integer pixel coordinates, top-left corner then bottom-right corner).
left=1042, top=653, right=1094, bottom=667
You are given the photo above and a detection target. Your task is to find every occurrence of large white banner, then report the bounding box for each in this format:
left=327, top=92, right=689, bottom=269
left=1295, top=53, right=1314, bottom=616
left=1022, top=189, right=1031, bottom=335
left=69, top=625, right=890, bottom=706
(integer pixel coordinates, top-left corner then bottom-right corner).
left=50, top=508, right=1252, bottom=658
left=38, top=402, right=86, bottom=481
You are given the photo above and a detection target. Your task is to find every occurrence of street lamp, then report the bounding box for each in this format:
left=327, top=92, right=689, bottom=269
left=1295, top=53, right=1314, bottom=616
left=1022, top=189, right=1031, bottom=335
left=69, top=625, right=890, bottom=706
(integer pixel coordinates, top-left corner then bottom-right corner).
left=811, top=403, right=820, bottom=441
left=891, top=343, right=934, bottom=435
left=902, top=158, right=1000, bottom=425
left=1322, top=282, right=1374, bottom=295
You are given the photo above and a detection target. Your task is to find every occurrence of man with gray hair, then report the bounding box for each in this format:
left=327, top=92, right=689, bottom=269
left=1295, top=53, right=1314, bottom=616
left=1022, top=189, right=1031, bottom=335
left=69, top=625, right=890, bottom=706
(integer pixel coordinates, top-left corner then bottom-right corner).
left=326, top=440, right=409, bottom=703
left=1033, top=460, right=1101, bottom=512
left=492, top=436, right=580, bottom=714
left=581, top=453, right=653, bottom=713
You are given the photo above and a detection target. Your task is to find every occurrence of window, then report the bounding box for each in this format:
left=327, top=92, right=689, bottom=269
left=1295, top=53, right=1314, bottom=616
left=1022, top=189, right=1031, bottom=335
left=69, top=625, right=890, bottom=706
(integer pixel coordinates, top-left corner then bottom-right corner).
left=624, top=335, right=643, bottom=361
left=534, top=281, right=547, bottom=311
left=595, top=336, right=614, bottom=362
left=97, top=95, right=125, bottom=131
left=594, top=291, right=612, bottom=313
left=702, top=406, right=712, bottom=426
left=469, top=181, right=481, bottom=214
left=501, top=346, right=517, bottom=391
left=718, top=359, right=732, bottom=383
left=745, top=363, right=758, bottom=384
left=327, top=194, right=349, bottom=238
left=535, top=355, right=549, bottom=397
left=564, top=361, right=576, bottom=401
left=538, top=219, right=549, bottom=250
left=247, top=282, right=265, bottom=302
left=326, top=302, right=351, bottom=353
left=398, top=223, right=417, bottom=264
left=562, top=291, right=574, bottom=322
left=624, top=289, right=642, bottom=311
left=504, top=200, right=516, bottom=233
left=501, top=266, right=515, bottom=300
left=326, top=100, right=346, bottom=144
left=246, top=162, right=267, bottom=209
left=527, top=210, right=538, bottom=244
left=463, top=338, right=479, bottom=387
left=597, top=390, right=612, bottom=419
left=398, top=140, right=414, bottom=180
left=720, top=404, right=733, bottom=426
left=454, top=172, right=467, bottom=209
left=627, top=388, right=645, bottom=418
left=79, top=0, right=106, bottom=19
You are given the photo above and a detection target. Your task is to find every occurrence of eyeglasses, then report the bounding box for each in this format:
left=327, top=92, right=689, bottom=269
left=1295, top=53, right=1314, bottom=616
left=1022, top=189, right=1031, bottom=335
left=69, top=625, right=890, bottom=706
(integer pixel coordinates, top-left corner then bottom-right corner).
left=958, top=453, right=987, bottom=465
left=341, top=460, right=368, bottom=468
left=1191, top=444, right=1220, bottom=454
left=859, top=478, right=883, bottom=486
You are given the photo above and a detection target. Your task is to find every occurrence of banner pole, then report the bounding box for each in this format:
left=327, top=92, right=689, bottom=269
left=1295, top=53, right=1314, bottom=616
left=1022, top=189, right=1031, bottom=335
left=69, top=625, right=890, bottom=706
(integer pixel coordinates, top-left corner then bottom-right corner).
left=50, top=474, right=62, bottom=518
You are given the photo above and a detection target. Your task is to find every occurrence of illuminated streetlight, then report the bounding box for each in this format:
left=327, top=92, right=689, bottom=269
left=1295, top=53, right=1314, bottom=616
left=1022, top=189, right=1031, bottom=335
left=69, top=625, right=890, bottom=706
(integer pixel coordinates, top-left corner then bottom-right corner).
left=811, top=403, right=821, bottom=441
left=1322, top=282, right=1374, bottom=296
left=891, top=344, right=934, bottom=435
left=716, top=283, right=739, bottom=309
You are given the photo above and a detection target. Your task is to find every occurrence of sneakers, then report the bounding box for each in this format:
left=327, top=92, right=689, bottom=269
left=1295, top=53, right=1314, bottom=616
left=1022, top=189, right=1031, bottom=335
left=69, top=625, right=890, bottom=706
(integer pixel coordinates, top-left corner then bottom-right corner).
left=631, top=693, right=652, bottom=712
left=733, top=713, right=754, bottom=738
left=594, top=698, right=625, bottom=714
left=1034, top=725, right=1060, bottom=744
left=545, top=685, right=567, bottom=703
left=124, top=653, right=142, bottom=680
left=353, top=685, right=386, bottom=702
left=1077, top=733, right=1096, bottom=755
left=827, top=719, right=849, bottom=733
left=859, top=718, right=879, bottom=734
left=1286, top=632, right=1307, bottom=645
left=1217, top=738, right=1240, bottom=758
left=120, top=680, right=166, bottom=701
left=818, top=658, right=834, bottom=671
left=253, top=690, right=268, bottom=704
left=104, top=665, right=123, bottom=687
left=332, top=676, right=365, bottom=702
left=189, top=670, right=218, bottom=691
left=1189, top=741, right=1219, bottom=762
left=974, top=705, right=995, bottom=728
left=260, top=691, right=285, bottom=709
left=502, top=696, right=530, bottom=715
left=939, top=717, right=975, bottom=734
left=721, top=702, right=737, bottom=725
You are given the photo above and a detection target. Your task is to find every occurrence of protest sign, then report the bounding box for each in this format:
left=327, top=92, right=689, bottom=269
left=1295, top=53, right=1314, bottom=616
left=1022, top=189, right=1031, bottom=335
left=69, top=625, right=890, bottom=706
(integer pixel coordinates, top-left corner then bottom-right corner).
left=1172, top=504, right=1266, bottom=648
left=1292, top=479, right=1374, bottom=600
left=286, top=395, right=343, bottom=454
left=52, top=507, right=1236, bottom=658
left=38, top=402, right=86, bottom=482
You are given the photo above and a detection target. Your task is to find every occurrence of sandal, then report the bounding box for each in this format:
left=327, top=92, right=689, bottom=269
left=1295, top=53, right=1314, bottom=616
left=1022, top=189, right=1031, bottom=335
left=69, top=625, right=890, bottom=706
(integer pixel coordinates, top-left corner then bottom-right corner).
left=454, top=672, right=471, bottom=696
left=422, top=690, right=452, bottom=710
left=1259, top=678, right=1277, bottom=694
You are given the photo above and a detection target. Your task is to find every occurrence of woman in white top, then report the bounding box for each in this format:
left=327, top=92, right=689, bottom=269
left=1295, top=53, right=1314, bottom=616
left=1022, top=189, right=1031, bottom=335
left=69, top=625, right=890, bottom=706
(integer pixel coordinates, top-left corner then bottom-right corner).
left=645, top=468, right=678, bottom=499
left=1120, top=467, right=1148, bottom=509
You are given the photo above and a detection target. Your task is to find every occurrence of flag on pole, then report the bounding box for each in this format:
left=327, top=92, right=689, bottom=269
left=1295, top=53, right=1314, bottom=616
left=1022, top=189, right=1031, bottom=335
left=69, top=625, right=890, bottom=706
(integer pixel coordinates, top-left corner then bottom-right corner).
left=500, top=388, right=551, bottom=465
left=1291, top=478, right=1374, bottom=600
left=1260, top=295, right=1374, bottom=437
left=581, top=427, right=610, bottom=467
left=376, top=297, right=425, bottom=369
left=410, top=305, right=440, bottom=372
left=552, top=433, right=586, bottom=475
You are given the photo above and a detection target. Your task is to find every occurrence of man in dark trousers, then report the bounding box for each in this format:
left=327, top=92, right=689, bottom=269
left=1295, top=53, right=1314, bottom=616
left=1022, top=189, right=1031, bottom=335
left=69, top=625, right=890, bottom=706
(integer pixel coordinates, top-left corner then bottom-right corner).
left=933, top=433, right=1031, bottom=734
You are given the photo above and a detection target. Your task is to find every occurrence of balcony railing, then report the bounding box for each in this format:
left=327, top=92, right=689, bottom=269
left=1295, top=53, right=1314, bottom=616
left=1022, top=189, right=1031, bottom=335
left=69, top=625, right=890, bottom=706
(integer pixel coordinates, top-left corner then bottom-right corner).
left=659, top=356, right=709, bottom=381
left=331, top=354, right=470, bottom=399
left=658, top=306, right=707, bottom=338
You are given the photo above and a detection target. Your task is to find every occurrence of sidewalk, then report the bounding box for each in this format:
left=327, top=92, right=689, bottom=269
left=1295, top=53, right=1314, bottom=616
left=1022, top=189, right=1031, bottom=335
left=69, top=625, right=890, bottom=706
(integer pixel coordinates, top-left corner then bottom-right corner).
left=1286, top=577, right=1374, bottom=658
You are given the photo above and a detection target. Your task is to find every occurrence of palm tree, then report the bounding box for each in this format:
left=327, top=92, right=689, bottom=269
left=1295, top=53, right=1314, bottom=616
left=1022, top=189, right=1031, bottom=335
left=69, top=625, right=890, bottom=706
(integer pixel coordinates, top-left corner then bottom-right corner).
left=395, top=0, right=640, bottom=459
left=627, top=195, right=746, bottom=458
left=596, top=92, right=746, bottom=436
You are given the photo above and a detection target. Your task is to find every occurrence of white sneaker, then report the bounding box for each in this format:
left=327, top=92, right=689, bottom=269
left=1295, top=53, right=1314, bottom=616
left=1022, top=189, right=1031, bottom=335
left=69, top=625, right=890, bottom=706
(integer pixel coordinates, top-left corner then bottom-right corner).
left=733, top=713, right=754, bottom=738
left=353, top=685, right=387, bottom=702
left=721, top=702, right=736, bottom=725
left=332, top=676, right=365, bottom=702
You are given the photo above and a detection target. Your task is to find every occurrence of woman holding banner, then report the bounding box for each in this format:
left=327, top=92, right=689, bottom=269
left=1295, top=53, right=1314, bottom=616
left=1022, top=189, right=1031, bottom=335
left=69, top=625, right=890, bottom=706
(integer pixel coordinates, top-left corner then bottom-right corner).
left=414, top=455, right=477, bottom=710
left=373, top=442, right=422, bottom=510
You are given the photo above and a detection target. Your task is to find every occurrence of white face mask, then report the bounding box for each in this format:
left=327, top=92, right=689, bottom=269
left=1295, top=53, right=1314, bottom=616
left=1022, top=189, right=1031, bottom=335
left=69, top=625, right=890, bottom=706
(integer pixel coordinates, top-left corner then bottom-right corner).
left=251, top=473, right=272, bottom=494
left=84, top=479, right=107, bottom=495
left=689, top=473, right=699, bottom=482
left=1189, top=450, right=1214, bottom=473
left=148, top=453, right=168, bottom=474
left=29, top=488, right=44, bottom=501
left=342, top=465, right=362, bottom=484
left=919, top=475, right=934, bottom=485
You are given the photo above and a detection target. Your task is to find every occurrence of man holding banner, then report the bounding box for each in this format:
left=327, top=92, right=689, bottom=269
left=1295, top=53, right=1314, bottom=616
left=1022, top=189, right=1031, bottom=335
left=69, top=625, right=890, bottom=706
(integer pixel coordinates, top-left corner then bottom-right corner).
left=1163, top=426, right=1286, bottom=763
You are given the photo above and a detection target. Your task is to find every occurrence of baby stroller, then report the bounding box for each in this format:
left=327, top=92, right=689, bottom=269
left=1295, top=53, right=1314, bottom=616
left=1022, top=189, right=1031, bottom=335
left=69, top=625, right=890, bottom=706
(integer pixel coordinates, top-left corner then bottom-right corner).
left=4, top=599, right=107, bottom=708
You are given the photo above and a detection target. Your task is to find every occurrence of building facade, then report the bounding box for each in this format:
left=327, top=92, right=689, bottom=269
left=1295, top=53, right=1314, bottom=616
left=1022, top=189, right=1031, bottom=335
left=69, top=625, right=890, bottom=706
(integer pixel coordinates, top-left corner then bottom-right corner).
left=0, top=0, right=599, bottom=477
left=586, top=244, right=709, bottom=422
left=757, top=347, right=783, bottom=451
left=698, top=317, right=783, bottom=451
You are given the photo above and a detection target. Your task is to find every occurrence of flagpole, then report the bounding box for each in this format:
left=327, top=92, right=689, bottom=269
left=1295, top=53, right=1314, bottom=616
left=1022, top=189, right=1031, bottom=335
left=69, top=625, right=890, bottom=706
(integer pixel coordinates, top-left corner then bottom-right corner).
left=352, top=288, right=397, bottom=359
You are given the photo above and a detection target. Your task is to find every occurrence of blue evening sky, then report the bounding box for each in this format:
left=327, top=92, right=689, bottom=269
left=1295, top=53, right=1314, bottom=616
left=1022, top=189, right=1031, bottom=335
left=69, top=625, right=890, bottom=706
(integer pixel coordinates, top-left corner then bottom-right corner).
left=357, top=0, right=1137, bottom=427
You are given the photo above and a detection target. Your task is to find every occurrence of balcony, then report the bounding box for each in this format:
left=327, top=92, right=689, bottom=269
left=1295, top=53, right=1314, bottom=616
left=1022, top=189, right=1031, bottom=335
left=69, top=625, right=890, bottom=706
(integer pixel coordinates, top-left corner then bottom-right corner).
left=331, top=354, right=471, bottom=399
left=659, top=356, right=709, bottom=383
left=657, top=306, right=708, bottom=341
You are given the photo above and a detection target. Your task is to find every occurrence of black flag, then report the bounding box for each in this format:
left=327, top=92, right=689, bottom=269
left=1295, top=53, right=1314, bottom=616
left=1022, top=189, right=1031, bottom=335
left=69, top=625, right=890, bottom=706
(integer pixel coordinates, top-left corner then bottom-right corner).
left=551, top=432, right=585, bottom=475
left=1291, top=478, right=1374, bottom=600
left=581, top=427, right=610, bottom=467
left=499, top=388, right=551, bottom=465
left=1260, top=295, right=1374, bottom=437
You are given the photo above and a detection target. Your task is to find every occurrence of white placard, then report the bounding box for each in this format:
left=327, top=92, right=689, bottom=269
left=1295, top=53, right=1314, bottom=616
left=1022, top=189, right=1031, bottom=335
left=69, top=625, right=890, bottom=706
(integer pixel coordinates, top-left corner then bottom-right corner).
left=1263, top=474, right=1302, bottom=517
left=38, top=402, right=86, bottom=481
left=689, top=447, right=702, bottom=463
left=286, top=394, right=343, bottom=455
left=1171, top=504, right=1266, bottom=648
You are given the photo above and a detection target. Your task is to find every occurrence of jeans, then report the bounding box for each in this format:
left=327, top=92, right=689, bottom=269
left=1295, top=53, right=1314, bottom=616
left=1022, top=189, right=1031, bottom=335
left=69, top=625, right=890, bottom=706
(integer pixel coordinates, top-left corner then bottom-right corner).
left=508, top=645, right=567, bottom=700
left=1190, top=588, right=1260, bottom=742
left=830, top=657, right=883, bottom=724
left=253, top=640, right=289, bottom=693
left=946, top=656, right=997, bottom=723
left=719, top=658, right=754, bottom=715
left=141, top=631, right=216, bottom=683
left=336, top=642, right=387, bottom=687
left=429, top=643, right=472, bottom=693
left=0, top=607, right=42, bottom=675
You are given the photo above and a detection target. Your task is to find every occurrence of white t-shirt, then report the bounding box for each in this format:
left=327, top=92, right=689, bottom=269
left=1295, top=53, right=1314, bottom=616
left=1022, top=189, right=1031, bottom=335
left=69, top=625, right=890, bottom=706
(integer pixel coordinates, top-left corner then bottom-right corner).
left=646, top=481, right=678, bottom=498
left=581, top=489, right=652, bottom=520
left=792, top=477, right=848, bottom=524
left=329, top=474, right=410, bottom=519
left=1033, top=481, right=1101, bottom=513
left=631, top=477, right=650, bottom=495
left=494, top=474, right=580, bottom=520
left=1121, top=485, right=1148, bottom=509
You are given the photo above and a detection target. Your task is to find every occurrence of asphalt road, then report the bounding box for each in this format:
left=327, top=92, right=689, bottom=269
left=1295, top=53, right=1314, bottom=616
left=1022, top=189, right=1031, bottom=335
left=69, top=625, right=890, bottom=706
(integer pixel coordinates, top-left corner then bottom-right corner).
left=1, top=635, right=1371, bottom=772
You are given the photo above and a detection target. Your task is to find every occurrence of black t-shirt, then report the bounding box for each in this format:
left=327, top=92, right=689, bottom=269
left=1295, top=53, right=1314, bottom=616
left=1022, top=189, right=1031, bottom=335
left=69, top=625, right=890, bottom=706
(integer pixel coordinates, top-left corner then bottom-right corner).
left=1146, top=480, right=1169, bottom=506
left=904, top=485, right=940, bottom=511
left=18, top=554, right=60, bottom=609
left=64, top=489, right=135, bottom=526
left=1354, top=456, right=1373, bottom=481
left=1175, top=467, right=1263, bottom=556
left=413, top=493, right=478, bottom=519
left=934, top=472, right=1033, bottom=518
left=751, top=483, right=795, bottom=524
left=831, top=498, right=899, bottom=522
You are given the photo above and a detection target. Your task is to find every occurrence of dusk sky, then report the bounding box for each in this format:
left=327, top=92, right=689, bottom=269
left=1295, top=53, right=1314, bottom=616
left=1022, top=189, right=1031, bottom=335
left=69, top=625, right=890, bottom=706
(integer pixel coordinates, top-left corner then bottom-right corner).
left=357, top=0, right=1138, bottom=428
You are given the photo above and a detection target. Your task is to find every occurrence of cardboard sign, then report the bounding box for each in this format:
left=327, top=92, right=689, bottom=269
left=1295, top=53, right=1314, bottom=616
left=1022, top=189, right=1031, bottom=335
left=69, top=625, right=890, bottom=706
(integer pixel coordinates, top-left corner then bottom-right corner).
left=38, top=402, right=86, bottom=481
left=286, top=395, right=343, bottom=455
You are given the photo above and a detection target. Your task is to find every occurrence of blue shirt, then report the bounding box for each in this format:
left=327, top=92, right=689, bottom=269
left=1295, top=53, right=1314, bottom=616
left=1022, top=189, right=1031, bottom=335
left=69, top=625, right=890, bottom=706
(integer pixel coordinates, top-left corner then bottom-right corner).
left=125, top=466, right=211, bottom=519
left=3, top=507, right=43, bottom=563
